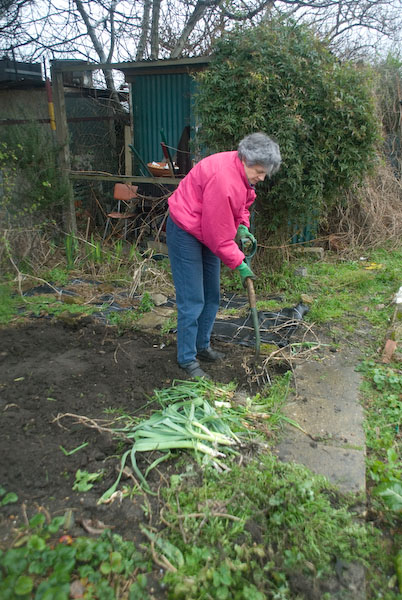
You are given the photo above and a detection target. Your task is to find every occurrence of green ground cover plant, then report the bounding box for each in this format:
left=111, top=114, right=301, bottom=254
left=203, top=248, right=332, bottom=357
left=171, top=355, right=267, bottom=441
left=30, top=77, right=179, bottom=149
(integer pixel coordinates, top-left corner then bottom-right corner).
left=0, top=273, right=158, bottom=329
left=359, top=357, right=402, bottom=597
left=0, top=513, right=150, bottom=600
left=18, top=294, right=100, bottom=319
left=0, top=486, right=18, bottom=507
left=257, top=248, right=401, bottom=326
left=73, top=469, right=104, bottom=493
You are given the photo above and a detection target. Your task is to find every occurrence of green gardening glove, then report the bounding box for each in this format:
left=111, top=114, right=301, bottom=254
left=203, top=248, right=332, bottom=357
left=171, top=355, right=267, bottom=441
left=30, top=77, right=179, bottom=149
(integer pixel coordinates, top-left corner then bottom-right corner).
left=236, top=224, right=256, bottom=246
left=236, top=261, right=256, bottom=288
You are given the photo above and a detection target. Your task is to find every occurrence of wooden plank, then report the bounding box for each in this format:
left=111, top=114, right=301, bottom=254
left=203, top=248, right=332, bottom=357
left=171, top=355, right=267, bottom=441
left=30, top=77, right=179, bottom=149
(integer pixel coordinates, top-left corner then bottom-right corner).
left=69, top=171, right=181, bottom=186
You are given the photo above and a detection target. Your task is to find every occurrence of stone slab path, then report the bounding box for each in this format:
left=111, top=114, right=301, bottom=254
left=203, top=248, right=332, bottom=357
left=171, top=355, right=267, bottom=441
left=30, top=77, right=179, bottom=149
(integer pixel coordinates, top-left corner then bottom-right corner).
left=274, top=347, right=367, bottom=599
left=275, top=352, right=365, bottom=493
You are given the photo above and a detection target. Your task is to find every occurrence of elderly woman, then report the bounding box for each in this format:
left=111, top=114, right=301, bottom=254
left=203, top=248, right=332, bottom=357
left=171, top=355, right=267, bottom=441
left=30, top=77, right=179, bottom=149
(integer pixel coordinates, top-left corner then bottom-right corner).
left=167, top=132, right=281, bottom=378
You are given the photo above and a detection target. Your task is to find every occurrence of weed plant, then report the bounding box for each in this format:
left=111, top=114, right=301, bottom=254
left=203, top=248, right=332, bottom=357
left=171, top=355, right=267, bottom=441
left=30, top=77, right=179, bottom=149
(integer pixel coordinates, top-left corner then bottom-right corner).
left=41, top=267, right=70, bottom=287
left=16, top=294, right=99, bottom=320
left=108, top=291, right=155, bottom=333
left=162, top=455, right=375, bottom=599
left=358, top=357, right=402, bottom=597
left=0, top=513, right=150, bottom=600
left=359, top=360, right=402, bottom=510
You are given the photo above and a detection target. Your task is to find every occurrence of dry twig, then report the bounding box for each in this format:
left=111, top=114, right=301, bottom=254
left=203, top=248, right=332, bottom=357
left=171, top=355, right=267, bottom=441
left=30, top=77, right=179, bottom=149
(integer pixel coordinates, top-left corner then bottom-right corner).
left=53, top=412, right=131, bottom=441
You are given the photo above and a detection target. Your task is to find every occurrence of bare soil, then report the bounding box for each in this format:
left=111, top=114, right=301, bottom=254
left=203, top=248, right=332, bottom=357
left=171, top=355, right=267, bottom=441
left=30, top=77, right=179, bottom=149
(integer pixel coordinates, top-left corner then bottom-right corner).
left=0, top=314, right=257, bottom=593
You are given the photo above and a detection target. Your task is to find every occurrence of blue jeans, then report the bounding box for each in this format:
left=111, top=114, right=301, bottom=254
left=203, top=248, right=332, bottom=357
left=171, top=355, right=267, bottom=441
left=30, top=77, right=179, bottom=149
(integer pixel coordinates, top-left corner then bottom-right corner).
left=166, top=216, right=221, bottom=365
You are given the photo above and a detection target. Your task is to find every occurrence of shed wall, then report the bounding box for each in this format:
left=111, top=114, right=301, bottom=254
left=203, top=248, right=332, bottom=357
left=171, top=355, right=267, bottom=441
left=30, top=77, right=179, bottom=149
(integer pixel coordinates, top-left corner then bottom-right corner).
left=131, top=72, right=195, bottom=172
left=0, top=88, right=49, bottom=120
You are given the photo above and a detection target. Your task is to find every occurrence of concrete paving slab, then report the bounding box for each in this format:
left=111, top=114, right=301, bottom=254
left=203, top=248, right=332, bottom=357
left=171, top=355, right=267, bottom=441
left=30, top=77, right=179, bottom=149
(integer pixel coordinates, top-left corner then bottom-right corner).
left=276, top=434, right=366, bottom=493
left=292, top=356, right=362, bottom=405
left=283, top=394, right=365, bottom=447
left=273, top=347, right=367, bottom=598
left=275, top=350, right=366, bottom=494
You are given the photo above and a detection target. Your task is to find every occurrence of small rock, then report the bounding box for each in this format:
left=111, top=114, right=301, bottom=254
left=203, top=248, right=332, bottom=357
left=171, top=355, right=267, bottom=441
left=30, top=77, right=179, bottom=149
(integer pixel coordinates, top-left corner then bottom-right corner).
left=136, top=307, right=175, bottom=331
left=150, top=292, right=168, bottom=306
left=70, top=580, right=85, bottom=599
left=296, top=246, right=325, bottom=260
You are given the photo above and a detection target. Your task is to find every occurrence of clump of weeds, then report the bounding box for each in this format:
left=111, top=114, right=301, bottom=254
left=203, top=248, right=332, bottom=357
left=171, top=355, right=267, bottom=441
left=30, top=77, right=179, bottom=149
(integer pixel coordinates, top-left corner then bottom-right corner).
left=161, top=455, right=376, bottom=599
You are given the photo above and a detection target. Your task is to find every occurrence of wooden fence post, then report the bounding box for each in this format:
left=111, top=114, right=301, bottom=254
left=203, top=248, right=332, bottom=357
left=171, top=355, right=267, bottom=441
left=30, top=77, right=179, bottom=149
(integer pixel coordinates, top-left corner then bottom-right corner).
left=51, top=65, right=77, bottom=235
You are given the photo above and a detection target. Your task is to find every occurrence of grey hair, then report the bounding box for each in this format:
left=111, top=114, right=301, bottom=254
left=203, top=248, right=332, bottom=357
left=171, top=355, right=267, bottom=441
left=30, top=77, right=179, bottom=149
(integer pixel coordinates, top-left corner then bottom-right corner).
left=238, top=132, right=281, bottom=176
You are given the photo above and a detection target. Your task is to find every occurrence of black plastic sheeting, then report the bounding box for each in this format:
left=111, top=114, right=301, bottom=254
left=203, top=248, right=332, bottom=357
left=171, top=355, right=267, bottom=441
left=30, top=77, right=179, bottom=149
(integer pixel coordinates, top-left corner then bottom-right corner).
left=214, top=293, right=309, bottom=348
left=21, top=280, right=135, bottom=320
left=21, top=281, right=309, bottom=348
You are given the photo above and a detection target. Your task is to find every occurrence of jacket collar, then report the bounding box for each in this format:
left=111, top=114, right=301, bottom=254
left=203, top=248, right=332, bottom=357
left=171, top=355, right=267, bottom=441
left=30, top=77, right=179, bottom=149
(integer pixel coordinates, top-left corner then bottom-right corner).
left=234, top=153, right=254, bottom=190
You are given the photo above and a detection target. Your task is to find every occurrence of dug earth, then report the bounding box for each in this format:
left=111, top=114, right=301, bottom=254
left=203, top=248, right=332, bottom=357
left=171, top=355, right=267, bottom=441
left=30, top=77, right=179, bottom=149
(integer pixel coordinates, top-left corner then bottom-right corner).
left=0, top=318, right=253, bottom=559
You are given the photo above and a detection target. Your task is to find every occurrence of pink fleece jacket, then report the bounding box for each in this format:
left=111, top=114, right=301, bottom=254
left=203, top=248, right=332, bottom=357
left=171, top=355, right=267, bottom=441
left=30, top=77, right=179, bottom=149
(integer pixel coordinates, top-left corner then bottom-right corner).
left=168, top=151, right=256, bottom=269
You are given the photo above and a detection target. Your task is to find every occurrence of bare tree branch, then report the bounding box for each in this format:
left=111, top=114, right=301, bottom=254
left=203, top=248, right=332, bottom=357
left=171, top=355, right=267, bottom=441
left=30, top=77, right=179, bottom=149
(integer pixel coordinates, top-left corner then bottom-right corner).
left=1, top=0, right=401, bottom=71
left=0, top=0, right=33, bottom=33
left=170, top=0, right=222, bottom=58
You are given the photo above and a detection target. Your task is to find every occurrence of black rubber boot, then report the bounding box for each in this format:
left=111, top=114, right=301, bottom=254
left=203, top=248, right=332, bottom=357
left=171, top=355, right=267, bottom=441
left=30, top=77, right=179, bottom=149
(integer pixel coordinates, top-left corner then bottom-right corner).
left=179, top=360, right=209, bottom=379
left=197, top=347, right=225, bottom=362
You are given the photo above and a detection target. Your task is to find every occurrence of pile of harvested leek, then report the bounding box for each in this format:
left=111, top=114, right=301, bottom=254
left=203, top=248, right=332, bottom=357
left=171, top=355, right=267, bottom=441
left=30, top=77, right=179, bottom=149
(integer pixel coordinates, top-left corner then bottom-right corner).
left=98, top=380, right=244, bottom=502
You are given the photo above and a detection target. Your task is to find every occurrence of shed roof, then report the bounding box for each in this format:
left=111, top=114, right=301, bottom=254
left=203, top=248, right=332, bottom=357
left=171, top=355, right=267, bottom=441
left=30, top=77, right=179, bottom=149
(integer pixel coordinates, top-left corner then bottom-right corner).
left=51, top=56, right=212, bottom=78
left=121, top=56, right=211, bottom=80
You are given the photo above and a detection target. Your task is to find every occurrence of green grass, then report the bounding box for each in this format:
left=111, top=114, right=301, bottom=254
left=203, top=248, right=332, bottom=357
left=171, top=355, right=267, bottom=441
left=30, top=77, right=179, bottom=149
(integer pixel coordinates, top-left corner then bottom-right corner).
left=257, top=248, right=401, bottom=332
left=0, top=282, right=157, bottom=328
left=0, top=283, right=17, bottom=324
left=161, top=455, right=375, bottom=599
left=41, top=267, right=70, bottom=286
left=108, top=291, right=156, bottom=333
left=0, top=283, right=102, bottom=325
left=21, top=294, right=98, bottom=319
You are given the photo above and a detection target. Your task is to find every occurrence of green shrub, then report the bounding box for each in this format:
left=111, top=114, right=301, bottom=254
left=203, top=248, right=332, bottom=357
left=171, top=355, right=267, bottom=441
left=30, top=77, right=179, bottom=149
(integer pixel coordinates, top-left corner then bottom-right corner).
left=194, top=18, right=380, bottom=230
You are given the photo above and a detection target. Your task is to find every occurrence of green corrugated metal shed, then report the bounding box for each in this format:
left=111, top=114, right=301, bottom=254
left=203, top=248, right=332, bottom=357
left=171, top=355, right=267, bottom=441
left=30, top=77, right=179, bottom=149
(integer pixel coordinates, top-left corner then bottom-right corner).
left=122, top=57, right=210, bottom=175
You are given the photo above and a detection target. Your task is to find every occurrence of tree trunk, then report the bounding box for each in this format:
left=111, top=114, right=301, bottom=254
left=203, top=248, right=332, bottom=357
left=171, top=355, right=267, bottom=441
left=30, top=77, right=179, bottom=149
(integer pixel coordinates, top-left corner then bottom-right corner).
left=136, top=0, right=152, bottom=60
left=170, top=0, right=216, bottom=59
left=74, top=0, right=118, bottom=100
left=150, top=0, right=161, bottom=59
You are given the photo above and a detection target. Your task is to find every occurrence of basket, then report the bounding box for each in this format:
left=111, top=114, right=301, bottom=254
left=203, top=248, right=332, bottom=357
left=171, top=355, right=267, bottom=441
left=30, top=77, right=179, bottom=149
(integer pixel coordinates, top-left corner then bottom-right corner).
left=147, top=161, right=175, bottom=177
